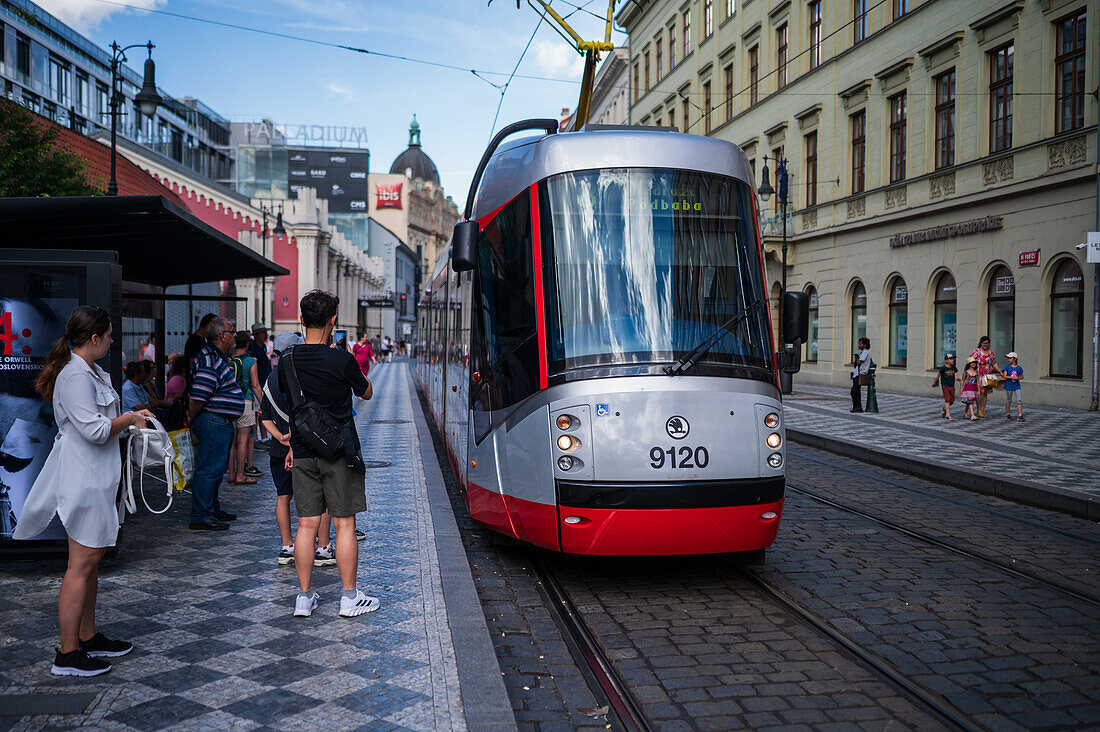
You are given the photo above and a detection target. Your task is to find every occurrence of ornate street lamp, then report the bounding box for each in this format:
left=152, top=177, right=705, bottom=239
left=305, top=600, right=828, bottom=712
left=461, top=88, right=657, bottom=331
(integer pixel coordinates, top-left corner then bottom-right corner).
left=757, top=154, right=789, bottom=345
left=108, top=41, right=161, bottom=196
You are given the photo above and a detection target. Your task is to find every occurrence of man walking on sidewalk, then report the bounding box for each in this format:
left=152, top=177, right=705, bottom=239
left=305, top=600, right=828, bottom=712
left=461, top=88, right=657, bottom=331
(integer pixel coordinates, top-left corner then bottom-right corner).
left=276, top=290, right=378, bottom=618
left=187, top=317, right=245, bottom=531
left=850, top=337, right=871, bottom=413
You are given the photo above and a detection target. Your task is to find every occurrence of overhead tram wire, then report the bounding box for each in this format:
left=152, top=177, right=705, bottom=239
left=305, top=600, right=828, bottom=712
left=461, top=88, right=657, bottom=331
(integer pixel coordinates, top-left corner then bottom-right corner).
left=488, top=12, right=547, bottom=141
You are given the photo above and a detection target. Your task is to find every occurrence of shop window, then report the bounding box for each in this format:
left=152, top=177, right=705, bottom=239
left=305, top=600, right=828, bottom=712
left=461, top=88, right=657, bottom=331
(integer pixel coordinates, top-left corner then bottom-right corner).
left=989, top=43, right=1014, bottom=153
left=987, top=265, right=1014, bottom=356
left=888, top=277, right=908, bottom=367
left=1050, top=259, right=1084, bottom=377
left=1055, top=9, right=1087, bottom=134
left=934, top=272, right=957, bottom=361
left=806, top=286, right=819, bottom=362
left=850, top=281, right=867, bottom=360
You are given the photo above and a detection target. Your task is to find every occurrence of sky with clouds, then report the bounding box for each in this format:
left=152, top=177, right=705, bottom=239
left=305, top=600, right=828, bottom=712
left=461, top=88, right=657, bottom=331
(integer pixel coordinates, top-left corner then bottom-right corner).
left=36, top=0, right=626, bottom=209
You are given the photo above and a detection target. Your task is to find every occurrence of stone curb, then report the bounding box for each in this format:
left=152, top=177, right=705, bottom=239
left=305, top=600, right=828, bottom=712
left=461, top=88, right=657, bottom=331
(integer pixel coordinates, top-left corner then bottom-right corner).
left=406, top=374, right=518, bottom=732
left=787, top=428, right=1099, bottom=521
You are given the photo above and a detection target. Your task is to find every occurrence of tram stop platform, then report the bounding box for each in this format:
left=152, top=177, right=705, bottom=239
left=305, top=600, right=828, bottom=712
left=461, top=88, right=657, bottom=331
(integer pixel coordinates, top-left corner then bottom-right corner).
left=0, top=361, right=515, bottom=732
left=782, top=381, right=1100, bottom=520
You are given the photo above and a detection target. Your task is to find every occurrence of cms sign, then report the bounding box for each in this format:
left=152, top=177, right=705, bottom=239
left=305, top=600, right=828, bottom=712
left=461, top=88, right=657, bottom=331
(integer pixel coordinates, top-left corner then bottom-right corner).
left=376, top=183, right=402, bottom=210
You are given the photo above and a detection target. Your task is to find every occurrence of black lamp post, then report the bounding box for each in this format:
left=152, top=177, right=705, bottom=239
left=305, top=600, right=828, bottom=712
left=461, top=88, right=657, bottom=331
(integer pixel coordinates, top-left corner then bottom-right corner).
left=757, top=154, right=789, bottom=346
left=108, top=41, right=161, bottom=196
left=256, top=205, right=286, bottom=325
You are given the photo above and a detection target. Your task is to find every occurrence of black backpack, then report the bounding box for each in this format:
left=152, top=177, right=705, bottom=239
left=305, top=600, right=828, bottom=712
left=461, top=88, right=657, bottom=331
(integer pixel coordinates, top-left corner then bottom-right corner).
left=281, top=352, right=346, bottom=462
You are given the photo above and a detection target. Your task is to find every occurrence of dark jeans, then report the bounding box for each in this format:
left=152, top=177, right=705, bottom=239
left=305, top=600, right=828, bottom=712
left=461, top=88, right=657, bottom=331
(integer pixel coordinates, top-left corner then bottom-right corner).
left=190, top=411, right=234, bottom=523
left=851, top=375, right=864, bottom=411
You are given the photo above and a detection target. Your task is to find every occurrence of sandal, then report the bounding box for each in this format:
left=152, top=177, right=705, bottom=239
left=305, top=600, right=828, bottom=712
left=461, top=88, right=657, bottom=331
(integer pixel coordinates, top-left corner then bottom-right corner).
left=237, top=478, right=257, bottom=485
left=946, top=416, right=955, bottom=421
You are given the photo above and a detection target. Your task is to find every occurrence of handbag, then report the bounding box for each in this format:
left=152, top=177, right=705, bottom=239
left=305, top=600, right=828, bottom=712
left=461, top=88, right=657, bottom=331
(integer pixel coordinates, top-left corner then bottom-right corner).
left=858, top=373, right=869, bottom=386
left=281, top=352, right=347, bottom=462
left=123, top=415, right=178, bottom=515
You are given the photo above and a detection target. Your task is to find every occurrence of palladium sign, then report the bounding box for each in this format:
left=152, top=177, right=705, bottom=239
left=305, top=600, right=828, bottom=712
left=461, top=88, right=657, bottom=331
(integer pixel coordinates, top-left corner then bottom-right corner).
left=242, top=120, right=368, bottom=148
left=889, top=216, right=1003, bottom=249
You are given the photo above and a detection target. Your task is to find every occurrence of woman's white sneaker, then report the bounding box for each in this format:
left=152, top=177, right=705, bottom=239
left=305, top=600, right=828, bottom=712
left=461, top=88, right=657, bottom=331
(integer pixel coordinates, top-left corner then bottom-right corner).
left=339, top=590, right=380, bottom=617
left=294, top=591, right=319, bottom=617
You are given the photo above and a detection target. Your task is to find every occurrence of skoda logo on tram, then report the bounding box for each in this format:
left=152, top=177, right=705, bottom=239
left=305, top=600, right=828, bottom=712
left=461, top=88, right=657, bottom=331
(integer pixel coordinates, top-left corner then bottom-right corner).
left=665, top=416, right=690, bottom=440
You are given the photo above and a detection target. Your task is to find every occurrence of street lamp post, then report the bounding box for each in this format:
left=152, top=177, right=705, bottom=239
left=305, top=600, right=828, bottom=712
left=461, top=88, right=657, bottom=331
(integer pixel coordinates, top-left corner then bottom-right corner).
left=756, top=155, right=789, bottom=345
left=107, top=41, right=161, bottom=196
left=255, top=205, right=285, bottom=326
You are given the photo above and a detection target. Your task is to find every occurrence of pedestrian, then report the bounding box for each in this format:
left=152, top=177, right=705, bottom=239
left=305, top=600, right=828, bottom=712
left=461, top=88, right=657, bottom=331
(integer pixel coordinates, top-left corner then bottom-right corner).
left=352, top=332, right=373, bottom=378
left=121, top=361, right=151, bottom=412
left=183, top=313, right=218, bottom=379
left=968, top=335, right=1004, bottom=419
left=187, top=317, right=245, bottom=531
left=14, top=305, right=155, bottom=676
left=932, top=353, right=957, bottom=420
left=960, top=357, right=980, bottom=421
left=850, top=337, right=871, bottom=413
left=165, top=355, right=188, bottom=402
left=1002, top=352, right=1025, bottom=422
left=249, top=323, right=273, bottom=450
left=371, top=334, right=382, bottom=364
left=141, top=334, right=156, bottom=362
left=273, top=290, right=377, bottom=618
left=228, top=331, right=262, bottom=485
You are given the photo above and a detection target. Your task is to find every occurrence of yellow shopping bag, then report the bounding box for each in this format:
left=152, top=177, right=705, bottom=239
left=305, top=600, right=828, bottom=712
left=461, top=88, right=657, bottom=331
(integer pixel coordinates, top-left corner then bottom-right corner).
left=168, top=428, right=195, bottom=492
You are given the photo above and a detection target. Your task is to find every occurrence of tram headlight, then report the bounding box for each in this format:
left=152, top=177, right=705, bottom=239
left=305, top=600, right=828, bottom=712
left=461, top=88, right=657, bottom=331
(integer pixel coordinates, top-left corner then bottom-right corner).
left=556, top=414, right=574, bottom=430
left=557, top=456, right=574, bottom=471
left=557, top=435, right=580, bottom=451
left=764, top=412, right=780, bottom=429
left=765, top=432, right=782, bottom=449
left=767, top=452, right=783, bottom=468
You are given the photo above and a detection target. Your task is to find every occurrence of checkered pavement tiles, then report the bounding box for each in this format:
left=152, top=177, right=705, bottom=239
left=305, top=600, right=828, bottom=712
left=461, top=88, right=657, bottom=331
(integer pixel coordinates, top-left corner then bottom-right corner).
left=0, top=362, right=465, bottom=731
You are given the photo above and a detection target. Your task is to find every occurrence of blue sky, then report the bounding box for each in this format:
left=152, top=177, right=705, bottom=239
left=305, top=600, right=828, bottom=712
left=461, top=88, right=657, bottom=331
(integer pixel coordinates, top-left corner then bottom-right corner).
left=39, top=0, right=626, bottom=209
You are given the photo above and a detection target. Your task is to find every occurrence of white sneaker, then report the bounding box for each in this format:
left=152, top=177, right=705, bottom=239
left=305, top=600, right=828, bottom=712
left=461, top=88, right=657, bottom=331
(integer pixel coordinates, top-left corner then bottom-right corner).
left=294, top=591, right=319, bottom=617
left=339, top=589, right=380, bottom=617
left=314, top=545, right=336, bottom=567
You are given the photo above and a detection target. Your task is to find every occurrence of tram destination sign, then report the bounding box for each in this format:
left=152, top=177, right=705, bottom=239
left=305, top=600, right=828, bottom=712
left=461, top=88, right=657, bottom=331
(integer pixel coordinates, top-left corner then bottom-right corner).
left=889, top=216, right=1003, bottom=249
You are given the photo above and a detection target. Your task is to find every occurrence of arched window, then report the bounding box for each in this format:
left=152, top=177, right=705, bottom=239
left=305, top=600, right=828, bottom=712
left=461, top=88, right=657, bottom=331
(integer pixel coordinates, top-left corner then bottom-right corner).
left=987, top=265, right=1015, bottom=356
left=805, top=286, right=819, bottom=362
left=888, top=277, right=908, bottom=367
left=934, top=272, right=957, bottom=360
left=850, top=281, right=866, bottom=360
left=1050, top=259, right=1084, bottom=377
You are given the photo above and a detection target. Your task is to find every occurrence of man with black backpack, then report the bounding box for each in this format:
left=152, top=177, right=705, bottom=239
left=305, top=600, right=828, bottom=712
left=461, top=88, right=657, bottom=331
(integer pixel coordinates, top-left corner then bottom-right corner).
left=276, top=290, right=376, bottom=618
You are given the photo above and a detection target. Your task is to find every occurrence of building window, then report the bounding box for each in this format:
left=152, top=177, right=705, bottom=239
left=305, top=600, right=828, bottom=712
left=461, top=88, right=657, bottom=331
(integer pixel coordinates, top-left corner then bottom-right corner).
left=851, top=281, right=867, bottom=359
left=777, top=23, right=788, bottom=88
left=668, top=22, right=677, bottom=68
left=683, top=8, right=692, bottom=56
left=633, top=63, right=640, bottom=102
left=723, top=63, right=734, bottom=121
left=850, top=110, right=866, bottom=194
left=806, top=286, right=819, bottom=362
left=656, top=39, right=663, bottom=79
left=989, top=43, right=1014, bottom=152
left=727, top=0, right=735, bottom=19
left=893, top=0, right=908, bottom=19
left=96, top=83, right=109, bottom=124
left=988, top=265, right=1015, bottom=356
left=1055, top=9, right=1087, bottom=134
left=934, top=272, right=958, bottom=361
left=854, top=0, right=868, bottom=44
left=809, top=1, right=822, bottom=69
left=804, top=131, right=817, bottom=207
left=888, top=277, right=908, bottom=367
left=1050, top=259, right=1084, bottom=377
left=644, top=51, right=651, bottom=92
left=703, top=80, right=712, bottom=133
left=889, top=92, right=907, bottom=183
left=682, top=96, right=690, bottom=134
left=705, top=0, right=714, bottom=38
left=935, top=69, right=956, bottom=169
left=49, top=57, right=69, bottom=106
left=749, top=46, right=759, bottom=105
left=75, top=72, right=89, bottom=118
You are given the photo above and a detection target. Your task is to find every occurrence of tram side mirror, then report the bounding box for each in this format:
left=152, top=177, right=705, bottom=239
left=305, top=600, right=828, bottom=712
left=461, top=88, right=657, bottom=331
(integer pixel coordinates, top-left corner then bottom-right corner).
left=782, top=291, right=810, bottom=345
left=451, top=220, right=478, bottom=273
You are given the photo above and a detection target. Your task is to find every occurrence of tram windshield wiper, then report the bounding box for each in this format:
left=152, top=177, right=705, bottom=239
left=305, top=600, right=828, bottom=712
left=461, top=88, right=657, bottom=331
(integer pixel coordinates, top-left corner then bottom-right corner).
left=664, top=298, right=767, bottom=376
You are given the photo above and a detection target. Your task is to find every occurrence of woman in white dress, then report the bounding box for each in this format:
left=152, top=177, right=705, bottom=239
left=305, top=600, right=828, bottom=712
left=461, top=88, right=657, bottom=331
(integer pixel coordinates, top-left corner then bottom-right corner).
left=14, top=306, right=154, bottom=677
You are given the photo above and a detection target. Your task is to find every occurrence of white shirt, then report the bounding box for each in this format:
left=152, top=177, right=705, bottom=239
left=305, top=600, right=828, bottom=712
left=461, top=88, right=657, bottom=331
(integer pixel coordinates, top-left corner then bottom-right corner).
left=13, top=355, right=123, bottom=548
left=851, top=348, right=871, bottom=378
left=142, top=343, right=156, bottom=361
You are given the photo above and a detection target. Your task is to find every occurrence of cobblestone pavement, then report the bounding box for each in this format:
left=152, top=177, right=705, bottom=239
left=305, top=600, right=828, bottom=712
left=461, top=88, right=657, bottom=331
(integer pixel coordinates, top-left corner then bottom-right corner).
left=0, top=361, right=465, bottom=731
left=783, top=382, right=1100, bottom=506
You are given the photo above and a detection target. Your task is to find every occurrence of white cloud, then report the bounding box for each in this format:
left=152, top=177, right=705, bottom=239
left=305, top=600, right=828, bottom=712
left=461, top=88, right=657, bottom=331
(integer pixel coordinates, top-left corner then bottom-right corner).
left=532, top=40, right=585, bottom=80
left=324, top=80, right=353, bottom=100
left=34, top=0, right=165, bottom=33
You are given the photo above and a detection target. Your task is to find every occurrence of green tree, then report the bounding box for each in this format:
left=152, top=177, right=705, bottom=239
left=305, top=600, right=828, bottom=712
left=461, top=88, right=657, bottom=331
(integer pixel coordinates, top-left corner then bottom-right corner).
left=0, top=97, right=102, bottom=196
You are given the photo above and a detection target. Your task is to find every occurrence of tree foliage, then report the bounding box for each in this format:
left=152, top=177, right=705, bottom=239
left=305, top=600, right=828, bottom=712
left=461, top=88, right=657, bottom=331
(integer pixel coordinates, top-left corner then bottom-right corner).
left=0, top=97, right=102, bottom=197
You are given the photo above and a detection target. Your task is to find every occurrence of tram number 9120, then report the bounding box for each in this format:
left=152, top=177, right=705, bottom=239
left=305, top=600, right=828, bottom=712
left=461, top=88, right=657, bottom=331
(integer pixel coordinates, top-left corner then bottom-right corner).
left=649, top=446, right=710, bottom=470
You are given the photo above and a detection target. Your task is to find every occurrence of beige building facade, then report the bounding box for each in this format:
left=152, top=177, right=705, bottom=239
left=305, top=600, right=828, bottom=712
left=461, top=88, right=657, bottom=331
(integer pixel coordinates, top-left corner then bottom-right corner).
left=617, top=0, right=1098, bottom=408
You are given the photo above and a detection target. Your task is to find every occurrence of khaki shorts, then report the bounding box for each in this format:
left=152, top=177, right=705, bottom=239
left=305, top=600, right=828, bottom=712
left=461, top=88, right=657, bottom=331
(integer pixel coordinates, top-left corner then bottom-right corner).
left=293, top=456, right=366, bottom=517
left=234, top=399, right=256, bottom=429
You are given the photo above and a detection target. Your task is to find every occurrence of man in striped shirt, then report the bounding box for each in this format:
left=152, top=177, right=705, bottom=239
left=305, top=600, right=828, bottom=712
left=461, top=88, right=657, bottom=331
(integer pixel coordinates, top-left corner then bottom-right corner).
left=187, top=317, right=245, bottom=531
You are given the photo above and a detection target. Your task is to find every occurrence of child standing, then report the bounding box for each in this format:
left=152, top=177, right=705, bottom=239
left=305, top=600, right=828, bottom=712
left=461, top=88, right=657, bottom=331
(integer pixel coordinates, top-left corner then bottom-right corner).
left=960, top=357, right=980, bottom=421
left=931, top=353, right=957, bottom=420
left=1002, top=351, right=1024, bottom=422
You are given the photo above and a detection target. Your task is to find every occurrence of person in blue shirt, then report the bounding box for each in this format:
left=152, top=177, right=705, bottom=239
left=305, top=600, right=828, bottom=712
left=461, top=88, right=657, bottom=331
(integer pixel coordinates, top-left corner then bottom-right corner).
left=1002, top=352, right=1024, bottom=422
left=120, top=362, right=151, bottom=412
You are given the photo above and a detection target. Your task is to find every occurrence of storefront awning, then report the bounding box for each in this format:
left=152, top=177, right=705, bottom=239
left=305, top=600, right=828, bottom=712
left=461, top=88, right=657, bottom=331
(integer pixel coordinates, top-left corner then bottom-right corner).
left=0, top=195, right=289, bottom=287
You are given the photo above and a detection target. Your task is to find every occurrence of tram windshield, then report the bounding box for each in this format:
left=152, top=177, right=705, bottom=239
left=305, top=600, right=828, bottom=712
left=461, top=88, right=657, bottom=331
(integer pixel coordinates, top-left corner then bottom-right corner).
left=541, top=168, right=774, bottom=378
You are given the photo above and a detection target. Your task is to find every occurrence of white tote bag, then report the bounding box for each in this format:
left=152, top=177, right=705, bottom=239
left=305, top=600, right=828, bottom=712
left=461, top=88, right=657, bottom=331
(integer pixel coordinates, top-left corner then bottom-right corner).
left=123, top=415, right=178, bottom=515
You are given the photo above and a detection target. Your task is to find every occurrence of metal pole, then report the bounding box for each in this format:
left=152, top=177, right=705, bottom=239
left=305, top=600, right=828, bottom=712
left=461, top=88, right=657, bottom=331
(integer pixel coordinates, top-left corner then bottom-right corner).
left=261, top=209, right=268, bottom=326
left=107, top=45, right=119, bottom=196
left=780, top=161, right=788, bottom=346
left=1091, top=33, right=1099, bottom=410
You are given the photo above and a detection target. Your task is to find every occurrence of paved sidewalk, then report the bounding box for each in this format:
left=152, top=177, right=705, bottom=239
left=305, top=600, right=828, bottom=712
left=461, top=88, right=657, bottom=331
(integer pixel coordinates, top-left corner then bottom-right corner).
left=0, top=361, right=512, bottom=731
left=783, top=382, right=1100, bottom=519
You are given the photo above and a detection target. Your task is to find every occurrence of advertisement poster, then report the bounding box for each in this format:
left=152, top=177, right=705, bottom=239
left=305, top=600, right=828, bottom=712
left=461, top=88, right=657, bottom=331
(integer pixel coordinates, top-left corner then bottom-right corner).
left=0, top=266, right=85, bottom=542
left=287, top=149, right=369, bottom=213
